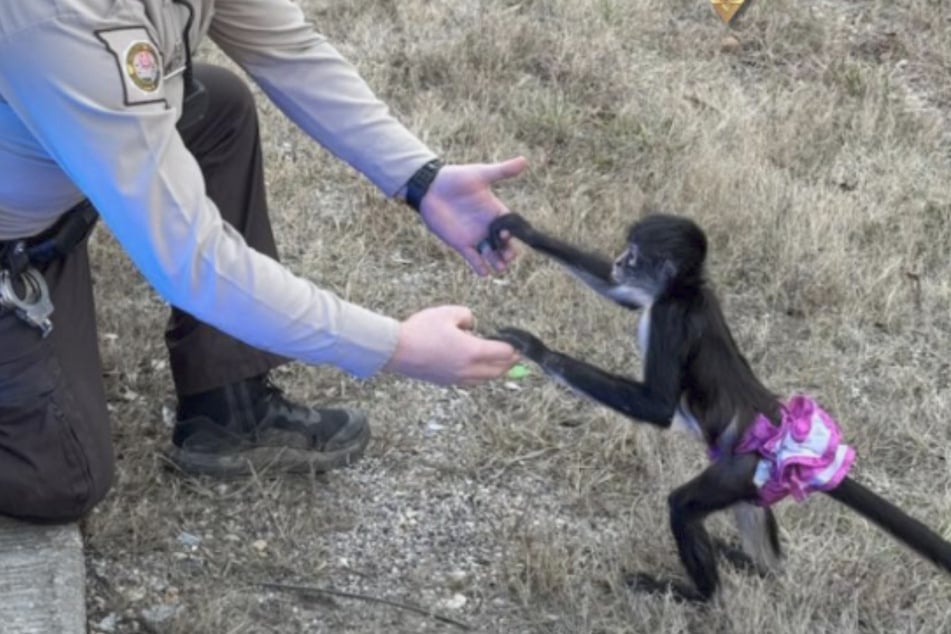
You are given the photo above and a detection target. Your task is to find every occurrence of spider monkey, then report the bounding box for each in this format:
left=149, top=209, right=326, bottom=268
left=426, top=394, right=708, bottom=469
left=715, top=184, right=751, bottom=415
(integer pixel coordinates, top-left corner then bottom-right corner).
left=489, top=211, right=951, bottom=602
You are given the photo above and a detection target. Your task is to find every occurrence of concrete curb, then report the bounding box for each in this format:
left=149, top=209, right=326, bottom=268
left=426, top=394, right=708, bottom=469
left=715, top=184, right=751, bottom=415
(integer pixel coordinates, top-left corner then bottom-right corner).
left=0, top=516, right=86, bottom=634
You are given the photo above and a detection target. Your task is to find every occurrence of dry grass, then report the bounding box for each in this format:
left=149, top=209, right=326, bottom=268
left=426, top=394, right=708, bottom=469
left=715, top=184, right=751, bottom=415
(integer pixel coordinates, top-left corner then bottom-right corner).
left=82, top=1, right=951, bottom=632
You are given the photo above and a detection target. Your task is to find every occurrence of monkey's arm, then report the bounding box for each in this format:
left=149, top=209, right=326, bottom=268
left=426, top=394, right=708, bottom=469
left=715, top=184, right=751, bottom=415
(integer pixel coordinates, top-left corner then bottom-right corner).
left=489, top=213, right=641, bottom=309
left=494, top=326, right=681, bottom=427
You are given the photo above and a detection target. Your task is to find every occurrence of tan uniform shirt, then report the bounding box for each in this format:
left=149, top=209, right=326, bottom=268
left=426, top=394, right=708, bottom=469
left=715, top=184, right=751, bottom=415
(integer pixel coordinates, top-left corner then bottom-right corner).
left=0, top=0, right=439, bottom=377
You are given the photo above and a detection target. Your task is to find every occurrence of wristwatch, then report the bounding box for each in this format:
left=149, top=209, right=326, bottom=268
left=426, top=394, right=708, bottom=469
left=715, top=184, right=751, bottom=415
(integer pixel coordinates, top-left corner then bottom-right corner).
left=404, top=158, right=444, bottom=212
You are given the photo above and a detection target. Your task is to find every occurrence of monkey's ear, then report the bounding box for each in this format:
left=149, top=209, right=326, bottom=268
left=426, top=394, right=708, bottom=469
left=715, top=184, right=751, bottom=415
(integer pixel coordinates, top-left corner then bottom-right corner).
left=662, top=260, right=678, bottom=281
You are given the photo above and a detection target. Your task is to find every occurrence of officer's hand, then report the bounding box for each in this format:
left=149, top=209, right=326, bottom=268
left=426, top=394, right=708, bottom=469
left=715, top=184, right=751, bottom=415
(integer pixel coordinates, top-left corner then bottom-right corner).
left=418, top=157, right=528, bottom=276
left=382, top=306, right=519, bottom=386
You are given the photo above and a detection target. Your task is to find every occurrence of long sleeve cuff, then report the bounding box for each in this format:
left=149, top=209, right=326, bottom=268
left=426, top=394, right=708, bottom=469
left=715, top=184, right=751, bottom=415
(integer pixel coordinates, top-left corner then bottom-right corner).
left=324, top=302, right=401, bottom=378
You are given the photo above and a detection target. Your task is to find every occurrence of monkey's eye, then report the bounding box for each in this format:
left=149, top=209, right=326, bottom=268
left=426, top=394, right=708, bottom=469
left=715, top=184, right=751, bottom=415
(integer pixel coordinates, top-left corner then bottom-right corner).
left=625, top=247, right=639, bottom=268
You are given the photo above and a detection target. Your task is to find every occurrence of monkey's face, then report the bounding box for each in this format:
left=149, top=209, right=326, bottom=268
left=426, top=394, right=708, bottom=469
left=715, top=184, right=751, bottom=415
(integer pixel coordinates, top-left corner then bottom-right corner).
left=622, top=214, right=708, bottom=290
left=610, top=242, right=669, bottom=305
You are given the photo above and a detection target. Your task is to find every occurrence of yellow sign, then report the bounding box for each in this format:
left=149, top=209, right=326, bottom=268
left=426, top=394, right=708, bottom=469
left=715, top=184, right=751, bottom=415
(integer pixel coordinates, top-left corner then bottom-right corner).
left=710, top=0, right=746, bottom=24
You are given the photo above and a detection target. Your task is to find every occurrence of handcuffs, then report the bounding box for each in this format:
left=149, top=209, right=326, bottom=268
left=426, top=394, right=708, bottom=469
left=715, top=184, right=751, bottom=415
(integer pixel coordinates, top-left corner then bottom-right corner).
left=0, top=242, right=54, bottom=337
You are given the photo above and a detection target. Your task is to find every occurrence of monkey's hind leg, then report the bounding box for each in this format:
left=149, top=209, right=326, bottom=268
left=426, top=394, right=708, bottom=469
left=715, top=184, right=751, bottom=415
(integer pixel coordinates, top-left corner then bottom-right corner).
left=627, top=456, right=759, bottom=603
left=706, top=506, right=783, bottom=578
left=731, top=503, right=783, bottom=576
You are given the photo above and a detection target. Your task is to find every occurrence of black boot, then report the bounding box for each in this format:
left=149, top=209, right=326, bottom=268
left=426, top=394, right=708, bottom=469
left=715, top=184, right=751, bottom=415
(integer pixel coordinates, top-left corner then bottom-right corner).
left=166, top=374, right=370, bottom=477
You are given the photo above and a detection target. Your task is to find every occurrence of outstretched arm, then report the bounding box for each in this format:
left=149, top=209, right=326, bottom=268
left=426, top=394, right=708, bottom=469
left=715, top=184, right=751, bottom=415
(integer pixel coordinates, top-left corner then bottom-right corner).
left=493, top=326, right=681, bottom=427
left=489, top=213, right=643, bottom=309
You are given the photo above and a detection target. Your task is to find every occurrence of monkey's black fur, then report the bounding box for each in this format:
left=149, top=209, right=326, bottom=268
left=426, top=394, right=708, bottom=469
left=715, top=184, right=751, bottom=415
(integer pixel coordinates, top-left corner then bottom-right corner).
left=490, top=211, right=951, bottom=602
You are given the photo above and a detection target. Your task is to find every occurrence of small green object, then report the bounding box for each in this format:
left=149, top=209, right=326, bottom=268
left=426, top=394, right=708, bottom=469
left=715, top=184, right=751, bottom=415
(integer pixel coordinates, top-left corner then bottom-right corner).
left=507, top=364, right=530, bottom=379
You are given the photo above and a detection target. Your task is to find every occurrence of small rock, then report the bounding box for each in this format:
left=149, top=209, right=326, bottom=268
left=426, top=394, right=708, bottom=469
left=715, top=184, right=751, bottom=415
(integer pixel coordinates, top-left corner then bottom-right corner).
left=161, top=405, right=176, bottom=428
left=424, top=420, right=446, bottom=436
left=122, top=586, right=147, bottom=602
left=252, top=539, right=268, bottom=552
left=94, top=613, right=117, bottom=633
left=446, top=569, right=468, bottom=590
left=720, top=34, right=741, bottom=54
left=141, top=604, right=180, bottom=629
left=439, top=593, right=467, bottom=611
left=176, top=532, right=201, bottom=548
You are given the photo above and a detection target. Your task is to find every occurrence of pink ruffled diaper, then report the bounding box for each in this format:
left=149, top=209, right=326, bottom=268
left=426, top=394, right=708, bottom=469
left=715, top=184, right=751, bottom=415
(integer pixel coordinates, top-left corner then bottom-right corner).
left=733, top=395, right=856, bottom=506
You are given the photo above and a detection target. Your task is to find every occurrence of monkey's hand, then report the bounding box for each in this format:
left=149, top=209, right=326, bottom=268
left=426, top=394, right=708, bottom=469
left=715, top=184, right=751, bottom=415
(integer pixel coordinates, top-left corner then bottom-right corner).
left=490, top=327, right=547, bottom=363
left=488, top=212, right=534, bottom=251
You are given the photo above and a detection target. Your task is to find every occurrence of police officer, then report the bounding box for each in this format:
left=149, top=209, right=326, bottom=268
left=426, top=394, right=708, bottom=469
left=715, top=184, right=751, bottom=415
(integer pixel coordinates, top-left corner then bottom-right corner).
left=0, top=1, right=523, bottom=522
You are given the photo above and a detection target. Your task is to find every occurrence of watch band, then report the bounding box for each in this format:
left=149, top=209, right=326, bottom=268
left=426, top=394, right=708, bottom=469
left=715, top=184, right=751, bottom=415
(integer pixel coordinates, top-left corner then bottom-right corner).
left=404, top=158, right=444, bottom=212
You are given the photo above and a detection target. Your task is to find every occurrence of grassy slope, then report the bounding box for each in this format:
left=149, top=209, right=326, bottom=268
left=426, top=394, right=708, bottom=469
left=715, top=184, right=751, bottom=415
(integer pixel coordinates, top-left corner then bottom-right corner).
left=83, top=1, right=950, bottom=632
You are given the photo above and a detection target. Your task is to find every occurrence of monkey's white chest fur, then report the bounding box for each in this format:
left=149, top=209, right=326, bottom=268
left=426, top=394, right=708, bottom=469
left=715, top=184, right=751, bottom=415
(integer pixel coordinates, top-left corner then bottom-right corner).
left=638, top=306, right=704, bottom=442
left=671, top=403, right=705, bottom=442
left=636, top=305, right=652, bottom=359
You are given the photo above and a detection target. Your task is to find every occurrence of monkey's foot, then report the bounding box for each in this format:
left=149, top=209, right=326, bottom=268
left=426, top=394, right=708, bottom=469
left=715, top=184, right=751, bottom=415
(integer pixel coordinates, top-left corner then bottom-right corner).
left=624, top=572, right=708, bottom=603
left=712, top=537, right=781, bottom=578
left=712, top=538, right=759, bottom=575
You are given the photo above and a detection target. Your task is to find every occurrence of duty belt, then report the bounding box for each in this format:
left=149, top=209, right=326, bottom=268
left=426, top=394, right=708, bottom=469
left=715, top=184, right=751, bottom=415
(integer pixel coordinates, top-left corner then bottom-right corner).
left=0, top=200, right=100, bottom=337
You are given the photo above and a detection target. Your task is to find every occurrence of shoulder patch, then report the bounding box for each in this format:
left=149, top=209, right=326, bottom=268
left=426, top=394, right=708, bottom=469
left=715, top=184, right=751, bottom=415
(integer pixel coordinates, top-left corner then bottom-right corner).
left=95, top=27, right=166, bottom=107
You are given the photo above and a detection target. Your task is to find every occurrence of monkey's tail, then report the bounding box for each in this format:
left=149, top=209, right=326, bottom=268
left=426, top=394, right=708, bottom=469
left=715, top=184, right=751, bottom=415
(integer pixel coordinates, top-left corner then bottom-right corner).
left=824, top=476, right=951, bottom=574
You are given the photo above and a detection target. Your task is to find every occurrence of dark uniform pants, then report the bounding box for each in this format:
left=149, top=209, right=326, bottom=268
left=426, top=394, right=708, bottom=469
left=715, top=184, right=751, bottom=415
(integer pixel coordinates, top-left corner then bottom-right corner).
left=0, top=64, right=285, bottom=523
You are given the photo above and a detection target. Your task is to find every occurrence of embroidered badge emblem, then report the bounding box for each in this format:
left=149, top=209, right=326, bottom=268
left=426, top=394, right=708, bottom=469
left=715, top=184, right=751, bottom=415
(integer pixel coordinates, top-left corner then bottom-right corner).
left=126, top=42, right=162, bottom=92
left=96, top=27, right=167, bottom=107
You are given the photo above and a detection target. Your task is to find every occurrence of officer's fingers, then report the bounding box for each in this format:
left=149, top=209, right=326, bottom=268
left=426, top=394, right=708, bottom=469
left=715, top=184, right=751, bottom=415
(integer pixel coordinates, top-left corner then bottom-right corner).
left=458, top=356, right=520, bottom=386
left=438, top=305, right=475, bottom=331
left=479, top=242, right=508, bottom=272
left=460, top=246, right=489, bottom=277
left=470, top=337, right=519, bottom=364
left=478, top=156, right=528, bottom=184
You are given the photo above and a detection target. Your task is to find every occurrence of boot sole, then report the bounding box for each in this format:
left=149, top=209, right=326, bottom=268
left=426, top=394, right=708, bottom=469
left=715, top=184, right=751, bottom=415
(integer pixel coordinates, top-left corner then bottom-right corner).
left=163, top=421, right=370, bottom=479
